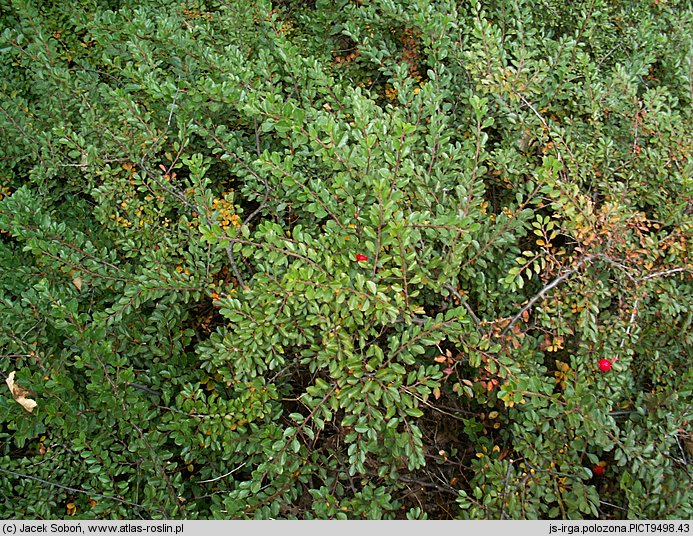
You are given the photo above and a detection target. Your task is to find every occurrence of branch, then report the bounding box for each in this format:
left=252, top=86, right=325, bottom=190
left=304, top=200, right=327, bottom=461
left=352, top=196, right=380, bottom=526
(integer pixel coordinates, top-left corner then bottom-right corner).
left=502, top=256, right=592, bottom=338
left=127, top=382, right=161, bottom=396
left=500, top=459, right=514, bottom=520
left=196, top=462, right=247, bottom=484
left=0, top=467, right=158, bottom=516
left=224, top=243, right=247, bottom=290
left=600, top=500, right=628, bottom=512
left=640, top=266, right=689, bottom=281
left=516, top=94, right=575, bottom=162
left=620, top=298, right=639, bottom=349
left=619, top=266, right=689, bottom=347
left=443, top=284, right=481, bottom=326
left=166, top=84, right=181, bottom=127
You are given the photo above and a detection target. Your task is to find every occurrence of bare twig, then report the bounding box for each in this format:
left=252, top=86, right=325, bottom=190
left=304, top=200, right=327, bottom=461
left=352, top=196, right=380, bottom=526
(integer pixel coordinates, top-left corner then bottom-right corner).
left=196, top=462, right=247, bottom=484
left=600, top=500, right=628, bottom=512
left=640, top=267, right=689, bottom=281
left=166, top=85, right=181, bottom=127
left=620, top=298, right=639, bottom=348
left=618, top=266, right=689, bottom=347
left=673, top=432, right=689, bottom=466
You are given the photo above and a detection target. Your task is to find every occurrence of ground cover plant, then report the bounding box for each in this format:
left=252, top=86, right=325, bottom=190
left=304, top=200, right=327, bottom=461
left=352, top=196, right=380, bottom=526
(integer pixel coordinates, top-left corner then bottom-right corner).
left=0, top=0, right=691, bottom=520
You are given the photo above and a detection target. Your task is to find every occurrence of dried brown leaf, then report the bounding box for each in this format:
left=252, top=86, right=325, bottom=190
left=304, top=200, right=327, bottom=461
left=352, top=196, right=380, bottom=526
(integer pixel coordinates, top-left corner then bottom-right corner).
left=5, top=371, right=37, bottom=413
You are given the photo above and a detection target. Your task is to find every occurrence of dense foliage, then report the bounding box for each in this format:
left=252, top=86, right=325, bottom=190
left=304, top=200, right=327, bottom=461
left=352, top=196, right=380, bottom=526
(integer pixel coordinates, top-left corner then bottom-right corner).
left=1, top=0, right=691, bottom=520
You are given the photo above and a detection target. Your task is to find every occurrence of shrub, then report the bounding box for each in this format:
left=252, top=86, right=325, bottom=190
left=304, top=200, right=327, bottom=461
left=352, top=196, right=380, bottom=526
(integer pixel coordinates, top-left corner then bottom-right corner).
left=0, top=0, right=690, bottom=520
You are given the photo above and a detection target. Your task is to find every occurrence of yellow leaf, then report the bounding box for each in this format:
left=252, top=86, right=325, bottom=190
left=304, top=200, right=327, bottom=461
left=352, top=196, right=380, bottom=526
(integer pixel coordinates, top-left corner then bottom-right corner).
left=555, top=360, right=571, bottom=372
left=72, top=276, right=82, bottom=291
left=5, top=371, right=37, bottom=413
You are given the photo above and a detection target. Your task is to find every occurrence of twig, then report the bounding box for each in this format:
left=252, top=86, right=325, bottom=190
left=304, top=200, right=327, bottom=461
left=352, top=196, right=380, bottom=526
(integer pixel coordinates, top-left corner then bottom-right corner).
left=241, top=121, right=270, bottom=227
left=608, top=411, right=638, bottom=417
left=500, top=459, right=514, bottom=520
left=673, top=433, right=688, bottom=466
left=620, top=298, right=639, bottom=348
left=443, top=284, right=481, bottom=326
left=522, top=459, right=583, bottom=481
left=0, top=467, right=156, bottom=514
left=592, top=253, right=638, bottom=284
left=406, top=390, right=475, bottom=421
left=196, top=462, right=247, bottom=484
left=135, top=92, right=251, bottom=290
left=640, top=267, right=689, bottom=281
left=224, top=243, right=247, bottom=290
left=139, top=77, right=182, bottom=170
left=596, top=43, right=623, bottom=70
left=127, top=382, right=161, bottom=396
left=254, top=117, right=261, bottom=158
left=600, top=500, right=628, bottom=512
left=166, top=84, right=181, bottom=128
left=619, top=266, right=689, bottom=347
left=398, top=475, right=458, bottom=496
left=394, top=315, right=426, bottom=325
left=502, top=256, right=592, bottom=338
left=517, top=94, right=575, bottom=162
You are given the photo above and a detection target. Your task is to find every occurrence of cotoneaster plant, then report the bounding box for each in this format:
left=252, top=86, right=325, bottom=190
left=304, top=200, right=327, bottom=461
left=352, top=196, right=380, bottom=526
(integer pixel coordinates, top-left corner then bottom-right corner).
left=0, top=0, right=690, bottom=522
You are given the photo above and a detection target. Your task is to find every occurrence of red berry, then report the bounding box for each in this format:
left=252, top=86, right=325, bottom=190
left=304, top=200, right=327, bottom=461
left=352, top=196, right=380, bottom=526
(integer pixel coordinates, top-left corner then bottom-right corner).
left=593, top=464, right=605, bottom=476
left=598, top=359, right=612, bottom=372
left=355, top=253, right=368, bottom=262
